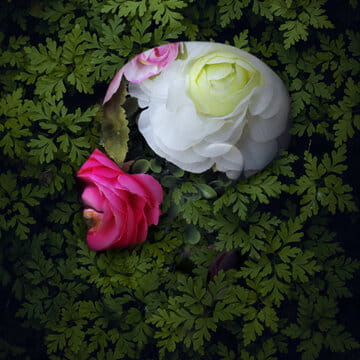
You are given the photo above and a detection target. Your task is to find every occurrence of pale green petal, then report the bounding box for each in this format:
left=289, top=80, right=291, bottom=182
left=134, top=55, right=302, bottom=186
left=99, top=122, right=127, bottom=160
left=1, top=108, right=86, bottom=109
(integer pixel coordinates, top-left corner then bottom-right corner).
left=187, top=51, right=263, bottom=117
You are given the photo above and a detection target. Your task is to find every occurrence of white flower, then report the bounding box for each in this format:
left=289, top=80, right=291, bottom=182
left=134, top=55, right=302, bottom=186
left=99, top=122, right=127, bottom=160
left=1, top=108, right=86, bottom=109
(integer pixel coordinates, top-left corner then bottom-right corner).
left=128, top=42, right=290, bottom=179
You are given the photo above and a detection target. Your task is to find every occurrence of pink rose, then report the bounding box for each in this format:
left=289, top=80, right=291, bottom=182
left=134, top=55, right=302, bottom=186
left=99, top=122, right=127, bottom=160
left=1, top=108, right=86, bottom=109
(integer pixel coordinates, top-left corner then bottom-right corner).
left=103, top=42, right=179, bottom=103
left=77, top=149, right=163, bottom=251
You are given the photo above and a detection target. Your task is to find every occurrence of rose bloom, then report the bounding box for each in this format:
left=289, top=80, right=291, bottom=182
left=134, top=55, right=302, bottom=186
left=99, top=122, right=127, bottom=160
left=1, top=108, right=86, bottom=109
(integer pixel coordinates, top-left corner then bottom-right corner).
left=77, top=149, right=163, bottom=251
left=123, top=42, right=291, bottom=179
left=103, top=43, right=179, bottom=104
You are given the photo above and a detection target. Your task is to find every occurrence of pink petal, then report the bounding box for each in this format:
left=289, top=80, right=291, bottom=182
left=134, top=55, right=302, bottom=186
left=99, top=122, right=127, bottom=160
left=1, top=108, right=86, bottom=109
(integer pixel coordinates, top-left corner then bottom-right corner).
left=86, top=202, right=122, bottom=251
left=132, top=173, right=163, bottom=204
left=134, top=216, right=148, bottom=244
left=122, top=194, right=141, bottom=247
left=91, top=149, right=124, bottom=172
left=115, top=172, right=149, bottom=198
left=77, top=149, right=122, bottom=177
left=103, top=69, right=125, bottom=104
left=81, top=184, right=104, bottom=212
left=144, top=202, right=161, bottom=226
left=124, top=61, right=161, bottom=83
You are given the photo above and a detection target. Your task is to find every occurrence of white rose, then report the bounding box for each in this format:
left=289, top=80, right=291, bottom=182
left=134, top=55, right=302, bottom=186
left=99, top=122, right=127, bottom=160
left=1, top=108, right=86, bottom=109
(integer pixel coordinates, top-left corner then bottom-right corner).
left=128, top=42, right=290, bottom=179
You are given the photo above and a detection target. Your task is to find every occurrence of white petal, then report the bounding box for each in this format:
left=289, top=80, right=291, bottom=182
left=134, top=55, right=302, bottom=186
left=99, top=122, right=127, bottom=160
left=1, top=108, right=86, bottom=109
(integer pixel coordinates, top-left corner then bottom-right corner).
left=128, top=83, right=150, bottom=108
left=248, top=109, right=289, bottom=143
left=248, top=70, right=274, bottom=116
left=170, top=157, right=214, bottom=173
left=138, top=109, right=214, bottom=172
left=166, top=73, right=190, bottom=112
left=193, top=142, right=233, bottom=157
left=226, top=170, right=241, bottom=180
left=183, top=42, right=221, bottom=61
left=260, top=77, right=290, bottom=119
left=215, top=146, right=244, bottom=172
left=204, top=109, right=247, bottom=144
left=131, top=59, right=184, bottom=103
left=138, top=109, right=209, bottom=164
left=148, top=103, right=224, bottom=151
left=237, top=128, right=278, bottom=171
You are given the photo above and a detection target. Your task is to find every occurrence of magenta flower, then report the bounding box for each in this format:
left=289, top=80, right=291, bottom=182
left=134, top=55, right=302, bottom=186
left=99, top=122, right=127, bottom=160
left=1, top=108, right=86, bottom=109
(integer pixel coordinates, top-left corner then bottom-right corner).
left=77, top=149, right=163, bottom=251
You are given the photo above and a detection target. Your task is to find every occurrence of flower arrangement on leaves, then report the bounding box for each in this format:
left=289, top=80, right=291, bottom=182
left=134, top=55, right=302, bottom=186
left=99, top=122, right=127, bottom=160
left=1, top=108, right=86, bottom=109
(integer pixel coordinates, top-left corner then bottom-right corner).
left=78, top=42, right=291, bottom=250
left=2, top=2, right=360, bottom=359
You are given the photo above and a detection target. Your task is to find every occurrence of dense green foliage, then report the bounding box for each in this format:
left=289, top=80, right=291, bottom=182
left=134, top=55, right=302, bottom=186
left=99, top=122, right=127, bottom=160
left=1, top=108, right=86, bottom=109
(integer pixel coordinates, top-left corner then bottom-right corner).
left=0, top=0, right=359, bottom=359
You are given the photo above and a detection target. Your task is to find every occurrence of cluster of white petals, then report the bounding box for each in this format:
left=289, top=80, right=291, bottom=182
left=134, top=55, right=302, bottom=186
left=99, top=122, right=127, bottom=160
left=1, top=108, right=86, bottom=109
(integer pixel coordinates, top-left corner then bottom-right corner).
left=128, top=42, right=291, bottom=179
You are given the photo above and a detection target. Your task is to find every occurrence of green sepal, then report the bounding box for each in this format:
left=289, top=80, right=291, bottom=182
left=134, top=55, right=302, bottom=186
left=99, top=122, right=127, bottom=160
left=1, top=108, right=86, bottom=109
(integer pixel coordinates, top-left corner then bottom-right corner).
left=102, top=78, right=129, bottom=165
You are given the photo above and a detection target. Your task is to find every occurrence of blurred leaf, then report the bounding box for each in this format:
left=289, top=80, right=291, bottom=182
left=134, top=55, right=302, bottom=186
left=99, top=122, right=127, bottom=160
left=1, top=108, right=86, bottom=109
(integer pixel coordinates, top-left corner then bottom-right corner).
left=150, top=158, right=162, bottom=173
left=196, top=183, right=217, bottom=199
left=185, top=224, right=201, bottom=245
left=161, top=175, right=177, bottom=188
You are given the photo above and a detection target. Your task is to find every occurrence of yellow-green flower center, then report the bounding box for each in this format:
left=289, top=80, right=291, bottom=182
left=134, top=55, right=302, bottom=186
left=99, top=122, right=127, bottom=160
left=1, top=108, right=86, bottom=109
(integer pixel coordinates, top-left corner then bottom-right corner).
left=187, top=52, right=262, bottom=117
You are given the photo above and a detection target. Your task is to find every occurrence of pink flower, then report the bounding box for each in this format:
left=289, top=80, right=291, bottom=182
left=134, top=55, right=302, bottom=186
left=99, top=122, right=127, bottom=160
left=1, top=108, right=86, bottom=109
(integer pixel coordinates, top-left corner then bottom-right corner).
left=77, top=149, right=163, bottom=251
left=103, top=43, right=179, bottom=104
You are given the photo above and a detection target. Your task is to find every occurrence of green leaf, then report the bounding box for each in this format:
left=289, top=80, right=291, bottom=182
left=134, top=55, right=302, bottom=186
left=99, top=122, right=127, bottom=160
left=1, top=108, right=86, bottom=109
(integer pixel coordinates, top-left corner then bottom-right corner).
left=218, top=0, right=250, bottom=27
left=243, top=318, right=264, bottom=346
left=278, top=246, right=302, bottom=263
left=29, top=135, right=57, bottom=163
left=258, top=306, right=279, bottom=332
left=280, top=20, right=308, bottom=49
left=233, top=29, right=250, bottom=51
left=149, top=0, right=187, bottom=27
left=291, top=250, right=320, bottom=282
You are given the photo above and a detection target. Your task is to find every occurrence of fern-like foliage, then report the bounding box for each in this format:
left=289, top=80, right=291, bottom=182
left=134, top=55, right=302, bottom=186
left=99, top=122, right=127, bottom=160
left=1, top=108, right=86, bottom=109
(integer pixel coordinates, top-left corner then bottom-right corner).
left=0, top=0, right=359, bottom=359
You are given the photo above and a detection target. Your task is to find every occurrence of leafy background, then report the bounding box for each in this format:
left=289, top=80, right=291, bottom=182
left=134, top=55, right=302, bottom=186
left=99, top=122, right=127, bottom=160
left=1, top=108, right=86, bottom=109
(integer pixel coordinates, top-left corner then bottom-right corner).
left=0, top=0, right=359, bottom=359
